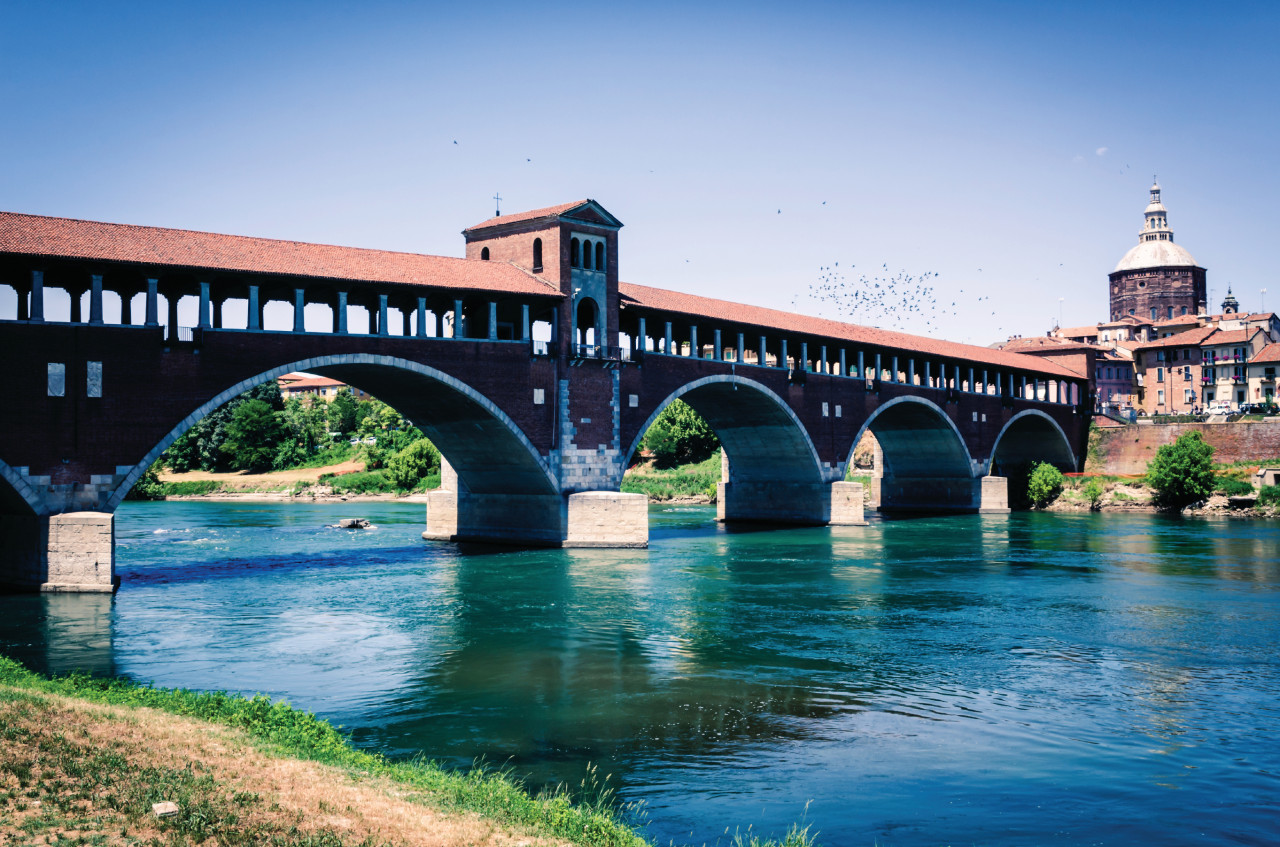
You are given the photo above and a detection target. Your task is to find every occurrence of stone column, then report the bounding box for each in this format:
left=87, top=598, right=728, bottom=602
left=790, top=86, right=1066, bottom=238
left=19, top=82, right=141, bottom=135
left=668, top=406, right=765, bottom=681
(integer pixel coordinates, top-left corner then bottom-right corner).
left=781, top=339, right=788, bottom=369
left=88, top=274, right=104, bottom=325
left=925, top=360, right=932, bottom=387
left=690, top=325, right=698, bottom=358
left=145, top=278, right=159, bottom=327
left=637, top=317, right=647, bottom=352
left=166, top=289, right=180, bottom=340
left=713, top=329, right=722, bottom=360
left=759, top=335, right=767, bottom=367
left=69, top=289, right=82, bottom=323
left=453, top=298, right=464, bottom=338
left=29, top=270, right=44, bottom=322
left=199, top=282, right=211, bottom=329
left=737, top=332, right=745, bottom=363
left=858, top=351, right=865, bottom=379
left=801, top=342, right=809, bottom=371
left=294, top=288, right=306, bottom=333
left=377, top=295, right=389, bottom=336
left=247, top=285, right=260, bottom=330
left=840, top=348, right=847, bottom=376
left=664, top=321, right=673, bottom=355
left=892, top=356, right=899, bottom=383
left=909, top=359, right=916, bottom=385
left=820, top=345, right=828, bottom=374
left=521, top=304, right=530, bottom=341
left=418, top=298, right=429, bottom=337
left=488, top=301, right=498, bottom=340
left=335, top=292, right=348, bottom=333
left=875, top=353, right=882, bottom=381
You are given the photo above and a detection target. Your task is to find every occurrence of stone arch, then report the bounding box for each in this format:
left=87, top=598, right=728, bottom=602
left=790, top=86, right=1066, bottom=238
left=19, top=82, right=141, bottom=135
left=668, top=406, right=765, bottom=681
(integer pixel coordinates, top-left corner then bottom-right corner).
left=0, top=455, right=44, bottom=515
left=627, top=375, right=825, bottom=485
left=987, top=410, right=1077, bottom=476
left=850, top=396, right=976, bottom=480
left=105, top=354, right=557, bottom=511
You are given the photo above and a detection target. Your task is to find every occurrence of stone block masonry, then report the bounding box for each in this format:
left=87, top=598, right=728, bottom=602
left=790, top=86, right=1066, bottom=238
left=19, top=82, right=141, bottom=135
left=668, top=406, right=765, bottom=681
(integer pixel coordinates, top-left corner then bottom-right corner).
left=0, top=512, right=117, bottom=593
left=1089, top=422, right=1280, bottom=475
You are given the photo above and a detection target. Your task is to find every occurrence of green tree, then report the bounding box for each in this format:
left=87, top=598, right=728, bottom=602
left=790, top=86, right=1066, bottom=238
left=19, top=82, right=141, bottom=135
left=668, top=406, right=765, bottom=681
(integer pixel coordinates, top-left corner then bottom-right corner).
left=1145, top=431, right=1215, bottom=512
left=385, top=438, right=440, bottom=489
left=327, top=389, right=361, bottom=436
left=642, top=400, right=719, bottom=468
left=220, top=399, right=286, bottom=473
left=1083, top=478, right=1104, bottom=510
left=1027, top=461, right=1065, bottom=509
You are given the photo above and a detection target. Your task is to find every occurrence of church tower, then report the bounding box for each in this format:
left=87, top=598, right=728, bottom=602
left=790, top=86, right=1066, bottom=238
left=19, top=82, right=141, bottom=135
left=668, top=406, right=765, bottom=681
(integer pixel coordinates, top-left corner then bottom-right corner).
left=1108, top=181, right=1207, bottom=322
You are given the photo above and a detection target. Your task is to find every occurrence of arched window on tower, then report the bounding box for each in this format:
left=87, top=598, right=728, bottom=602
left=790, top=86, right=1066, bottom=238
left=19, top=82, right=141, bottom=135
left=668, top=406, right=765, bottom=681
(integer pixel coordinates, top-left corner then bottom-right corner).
left=595, top=241, right=604, bottom=270
left=533, top=238, right=543, bottom=272
left=583, top=240, right=593, bottom=270
left=570, top=238, right=580, bottom=268
left=481, top=247, right=490, bottom=261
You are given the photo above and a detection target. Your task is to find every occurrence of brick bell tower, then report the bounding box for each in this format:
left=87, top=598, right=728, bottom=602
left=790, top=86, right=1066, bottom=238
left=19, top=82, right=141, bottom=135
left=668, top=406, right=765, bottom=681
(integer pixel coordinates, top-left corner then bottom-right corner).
left=462, top=199, right=623, bottom=358
left=1108, top=181, right=1207, bottom=322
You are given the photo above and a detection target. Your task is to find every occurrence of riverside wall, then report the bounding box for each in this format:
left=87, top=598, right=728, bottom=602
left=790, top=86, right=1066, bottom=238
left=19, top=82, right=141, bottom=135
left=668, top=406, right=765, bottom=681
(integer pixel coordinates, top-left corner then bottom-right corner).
left=1088, top=421, right=1280, bottom=475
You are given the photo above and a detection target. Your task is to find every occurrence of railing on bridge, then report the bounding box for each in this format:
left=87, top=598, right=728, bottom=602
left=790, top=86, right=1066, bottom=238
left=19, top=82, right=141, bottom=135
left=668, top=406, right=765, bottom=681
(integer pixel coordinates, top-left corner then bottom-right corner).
left=572, top=344, right=633, bottom=362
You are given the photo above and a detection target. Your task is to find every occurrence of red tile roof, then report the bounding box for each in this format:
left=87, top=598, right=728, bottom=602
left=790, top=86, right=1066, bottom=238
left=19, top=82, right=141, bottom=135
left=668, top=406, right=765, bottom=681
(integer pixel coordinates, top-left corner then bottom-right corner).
left=1252, top=343, right=1280, bottom=364
left=0, top=211, right=561, bottom=297
left=1055, top=324, right=1100, bottom=337
left=463, top=200, right=589, bottom=233
left=281, top=376, right=346, bottom=390
left=1202, top=328, right=1261, bottom=346
left=1134, top=325, right=1217, bottom=351
left=619, top=282, right=1081, bottom=378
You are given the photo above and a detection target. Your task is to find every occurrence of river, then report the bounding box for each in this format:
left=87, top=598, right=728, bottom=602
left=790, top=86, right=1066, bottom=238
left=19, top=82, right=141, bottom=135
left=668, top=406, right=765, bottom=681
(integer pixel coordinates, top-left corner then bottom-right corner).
left=2, top=501, right=1278, bottom=846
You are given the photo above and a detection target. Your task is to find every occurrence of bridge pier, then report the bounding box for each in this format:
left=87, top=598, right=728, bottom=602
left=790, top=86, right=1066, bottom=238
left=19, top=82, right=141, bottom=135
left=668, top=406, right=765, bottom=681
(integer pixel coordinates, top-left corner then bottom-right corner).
left=0, top=512, right=118, bottom=593
left=423, top=460, right=648, bottom=548
left=716, top=479, right=865, bottom=526
left=869, top=474, right=1010, bottom=514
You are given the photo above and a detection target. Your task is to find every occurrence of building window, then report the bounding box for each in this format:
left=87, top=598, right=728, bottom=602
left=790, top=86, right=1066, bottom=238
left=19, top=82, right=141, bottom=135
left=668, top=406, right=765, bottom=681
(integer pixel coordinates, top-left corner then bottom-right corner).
left=1151, top=307, right=1157, bottom=319
left=1158, top=389, right=1165, bottom=405
left=570, top=238, right=580, bottom=268
left=1184, top=367, right=1191, bottom=381
left=1157, top=367, right=1164, bottom=383
left=533, top=238, right=543, bottom=272
left=595, top=241, right=604, bottom=270
left=480, top=247, right=490, bottom=260
left=583, top=240, right=593, bottom=270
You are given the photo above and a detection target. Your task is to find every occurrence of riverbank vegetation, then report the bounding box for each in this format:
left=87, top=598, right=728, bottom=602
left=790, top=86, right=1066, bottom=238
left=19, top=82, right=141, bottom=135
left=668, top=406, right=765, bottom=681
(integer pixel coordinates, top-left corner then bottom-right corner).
left=0, top=657, right=819, bottom=847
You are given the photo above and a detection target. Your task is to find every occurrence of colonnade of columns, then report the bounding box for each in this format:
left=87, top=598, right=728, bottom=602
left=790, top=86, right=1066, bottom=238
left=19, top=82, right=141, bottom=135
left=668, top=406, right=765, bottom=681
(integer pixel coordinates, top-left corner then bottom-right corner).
left=8, top=269, right=547, bottom=345
left=627, top=314, right=1080, bottom=406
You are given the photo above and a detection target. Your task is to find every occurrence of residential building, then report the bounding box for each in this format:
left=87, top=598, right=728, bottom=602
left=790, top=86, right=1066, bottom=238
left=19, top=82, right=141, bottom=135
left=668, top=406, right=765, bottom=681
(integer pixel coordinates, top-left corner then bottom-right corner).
left=278, top=373, right=371, bottom=403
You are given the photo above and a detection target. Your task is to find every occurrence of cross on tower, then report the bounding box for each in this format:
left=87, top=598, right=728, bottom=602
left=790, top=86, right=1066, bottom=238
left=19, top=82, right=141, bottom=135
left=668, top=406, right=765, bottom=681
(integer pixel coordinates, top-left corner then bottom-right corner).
left=493, top=192, right=502, bottom=217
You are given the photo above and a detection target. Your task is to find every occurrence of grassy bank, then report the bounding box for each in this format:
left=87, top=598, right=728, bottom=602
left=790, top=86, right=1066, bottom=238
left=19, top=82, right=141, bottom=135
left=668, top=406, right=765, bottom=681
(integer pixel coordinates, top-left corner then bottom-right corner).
left=0, top=658, right=817, bottom=847
left=621, top=452, right=721, bottom=501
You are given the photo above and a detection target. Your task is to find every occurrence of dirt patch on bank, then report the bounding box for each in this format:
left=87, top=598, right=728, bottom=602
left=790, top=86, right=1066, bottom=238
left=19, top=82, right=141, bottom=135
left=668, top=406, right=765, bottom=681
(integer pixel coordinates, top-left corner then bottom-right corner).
left=0, top=687, right=563, bottom=847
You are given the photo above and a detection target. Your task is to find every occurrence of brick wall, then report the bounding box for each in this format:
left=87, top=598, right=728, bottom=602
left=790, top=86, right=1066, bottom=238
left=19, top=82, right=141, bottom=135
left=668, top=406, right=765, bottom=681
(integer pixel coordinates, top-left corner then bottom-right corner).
left=1088, top=421, right=1280, bottom=474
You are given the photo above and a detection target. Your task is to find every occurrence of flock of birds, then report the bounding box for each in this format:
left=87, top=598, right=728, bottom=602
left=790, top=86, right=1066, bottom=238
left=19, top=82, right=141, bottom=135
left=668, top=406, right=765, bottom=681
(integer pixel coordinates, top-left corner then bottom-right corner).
left=795, top=263, right=999, bottom=335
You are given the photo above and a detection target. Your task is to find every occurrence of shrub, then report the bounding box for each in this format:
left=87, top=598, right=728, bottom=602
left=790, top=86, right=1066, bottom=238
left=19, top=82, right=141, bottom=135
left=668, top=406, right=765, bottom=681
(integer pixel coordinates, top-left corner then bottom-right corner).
left=642, top=400, right=719, bottom=468
left=1145, top=432, right=1216, bottom=512
left=125, top=464, right=165, bottom=500
left=1027, top=462, right=1064, bottom=509
left=1083, top=478, right=1104, bottom=510
left=1215, top=476, right=1255, bottom=497
left=1257, top=485, right=1280, bottom=508
left=385, top=438, right=440, bottom=490
left=320, top=470, right=395, bottom=494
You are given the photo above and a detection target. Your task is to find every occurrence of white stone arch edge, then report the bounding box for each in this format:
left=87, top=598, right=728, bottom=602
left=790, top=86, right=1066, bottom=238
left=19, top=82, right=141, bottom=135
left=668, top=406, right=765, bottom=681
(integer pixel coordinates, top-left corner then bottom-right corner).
left=624, top=374, right=829, bottom=483
left=0, top=455, right=46, bottom=515
left=848, top=395, right=981, bottom=478
left=985, top=409, right=1078, bottom=475
left=105, top=353, right=557, bottom=511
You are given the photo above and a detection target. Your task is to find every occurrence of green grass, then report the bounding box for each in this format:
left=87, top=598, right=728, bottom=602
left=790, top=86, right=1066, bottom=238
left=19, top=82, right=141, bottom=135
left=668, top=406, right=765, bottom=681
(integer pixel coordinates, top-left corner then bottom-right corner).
left=154, top=480, right=223, bottom=497
left=621, top=452, right=721, bottom=501
left=318, top=470, right=396, bottom=494
left=0, top=656, right=647, bottom=847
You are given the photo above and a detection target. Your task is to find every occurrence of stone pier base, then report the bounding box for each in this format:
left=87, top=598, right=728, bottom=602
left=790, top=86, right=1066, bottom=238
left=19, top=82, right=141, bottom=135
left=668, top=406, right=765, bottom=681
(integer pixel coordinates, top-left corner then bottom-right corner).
left=423, top=488, right=648, bottom=548
left=0, top=512, right=118, bottom=593
left=979, top=476, right=1010, bottom=514
left=875, top=475, right=983, bottom=513
left=717, top=481, right=866, bottom=526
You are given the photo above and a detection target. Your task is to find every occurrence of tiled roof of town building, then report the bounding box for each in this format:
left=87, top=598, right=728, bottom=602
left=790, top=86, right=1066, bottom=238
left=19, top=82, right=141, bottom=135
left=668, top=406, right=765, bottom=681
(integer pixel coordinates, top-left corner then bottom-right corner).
left=0, top=211, right=562, bottom=297
left=619, top=282, right=1081, bottom=378
left=282, top=376, right=346, bottom=389
left=1150, top=315, right=1200, bottom=327
left=1056, top=324, right=1100, bottom=337
left=1133, top=325, right=1217, bottom=351
left=998, top=335, right=1096, bottom=353
left=1202, top=328, right=1261, bottom=346
left=462, top=200, right=589, bottom=232
left=1252, top=343, right=1280, bottom=363
left=1099, top=316, right=1150, bottom=328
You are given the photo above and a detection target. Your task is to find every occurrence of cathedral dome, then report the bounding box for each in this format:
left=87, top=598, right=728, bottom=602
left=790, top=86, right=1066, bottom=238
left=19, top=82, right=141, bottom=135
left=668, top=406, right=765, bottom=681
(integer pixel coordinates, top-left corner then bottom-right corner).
left=1112, top=180, right=1199, bottom=272
left=1113, top=238, right=1198, bottom=272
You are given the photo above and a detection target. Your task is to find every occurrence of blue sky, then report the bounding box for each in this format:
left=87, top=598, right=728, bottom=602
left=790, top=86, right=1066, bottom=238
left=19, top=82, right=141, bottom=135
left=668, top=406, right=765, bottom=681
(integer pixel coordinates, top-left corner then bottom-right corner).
left=3, top=1, right=1276, bottom=343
